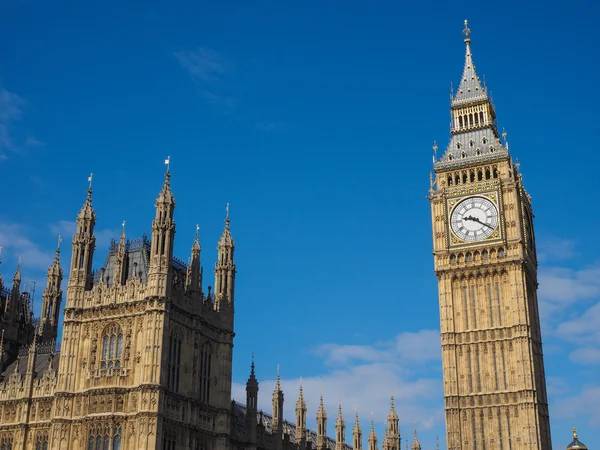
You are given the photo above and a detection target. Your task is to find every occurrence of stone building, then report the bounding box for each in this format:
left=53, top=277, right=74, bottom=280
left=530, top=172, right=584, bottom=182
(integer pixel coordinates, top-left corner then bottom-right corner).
left=0, top=171, right=428, bottom=449
left=429, top=20, right=552, bottom=449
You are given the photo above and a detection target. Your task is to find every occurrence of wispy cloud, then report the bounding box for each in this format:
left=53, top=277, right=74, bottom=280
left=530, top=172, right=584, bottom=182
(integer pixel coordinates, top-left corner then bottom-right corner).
left=0, top=82, right=43, bottom=160
left=538, top=264, right=600, bottom=321
left=0, top=221, right=54, bottom=271
left=537, top=235, right=579, bottom=262
left=174, top=47, right=237, bottom=111
left=232, top=329, right=444, bottom=438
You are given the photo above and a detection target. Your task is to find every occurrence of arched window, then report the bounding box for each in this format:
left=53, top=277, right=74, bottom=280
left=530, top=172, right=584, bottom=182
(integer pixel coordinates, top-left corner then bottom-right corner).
left=35, top=432, right=48, bottom=450
left=199, top=342, right=212, bottom=403
left=101, top=324, right=123, bottom=370
left=113, top=425, right=122, bottom=450
left=168, top=331, right=182, bottom=392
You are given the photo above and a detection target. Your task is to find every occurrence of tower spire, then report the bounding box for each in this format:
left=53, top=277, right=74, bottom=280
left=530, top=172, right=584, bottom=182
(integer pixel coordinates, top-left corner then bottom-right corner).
left=352, top=405, right=362, bottom=450
left=296, top=377, right=307, bottom=444
left=149, top=158, right=176, bottom=296
left=187, top=224, right=202, bottom=293
left=316, top=389, right=327, bottom=450
left=336, top=399, right=346, bottom=450
left=39, top=236, right=63, bottom=342
left=68, top=174, right=96, bottom=292
left=272, top=364, right=284, bottom=440
left=214, top=203, right=236, bottom=311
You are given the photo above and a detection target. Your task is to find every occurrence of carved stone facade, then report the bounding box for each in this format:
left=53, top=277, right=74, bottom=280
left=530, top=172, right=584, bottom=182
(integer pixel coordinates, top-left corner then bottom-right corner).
left=429, top=22, right=552, bottom=449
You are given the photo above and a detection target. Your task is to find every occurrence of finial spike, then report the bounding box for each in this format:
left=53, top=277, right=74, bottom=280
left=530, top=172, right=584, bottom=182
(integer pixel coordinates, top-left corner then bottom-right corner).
left=573, top=427, right=578, bottom=439
left=88, top=173, right=93, bottom=189
left=226, top=202, right=230, bottom=220
left=164, top=156, right=171, bottom=173
left=57, top=236, right=62, bottom=250
left=462, top=19, right=471, bottom=43
left=122, top=220, right=126, bottom=232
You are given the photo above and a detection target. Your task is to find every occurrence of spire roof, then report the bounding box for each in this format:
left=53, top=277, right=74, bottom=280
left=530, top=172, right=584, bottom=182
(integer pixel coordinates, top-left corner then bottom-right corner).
left=193, top=224, right=201, bottom=252
left=78, top=174, right=96, bottom=221
left=47, top=236, right=63, bottom=276
left=411, top=427, right=421, bottom=450
left=452, top=20, right=488, bottom=106
left=219, top=203, right=234, bottom=248
left=13, top=258, right=21, bottom=286
left=567, top=428, right=588, bottom=449
left=246, top=353, right=258, bottom=387
left=156, top=169, right=175, bottom=205
left=296, top=377, right=306, bottom=409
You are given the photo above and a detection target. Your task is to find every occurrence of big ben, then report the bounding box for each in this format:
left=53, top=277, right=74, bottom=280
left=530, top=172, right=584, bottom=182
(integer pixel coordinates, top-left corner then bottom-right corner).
left=429, top=21, right=552, bottom=450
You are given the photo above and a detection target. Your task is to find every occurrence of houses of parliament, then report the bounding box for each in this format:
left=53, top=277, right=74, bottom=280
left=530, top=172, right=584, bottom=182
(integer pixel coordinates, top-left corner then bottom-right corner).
left=0, top=21, right=589, bottom=450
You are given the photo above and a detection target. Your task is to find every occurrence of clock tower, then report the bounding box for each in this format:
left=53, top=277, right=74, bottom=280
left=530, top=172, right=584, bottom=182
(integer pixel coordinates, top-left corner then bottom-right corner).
left=429, top=21, right=552, bottom=449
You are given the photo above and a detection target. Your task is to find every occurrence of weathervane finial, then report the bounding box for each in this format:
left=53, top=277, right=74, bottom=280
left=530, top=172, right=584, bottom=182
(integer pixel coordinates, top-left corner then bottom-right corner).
left=164, top=156, right=171, bottom=173
left=463, top=19, right=471, bottom=43
left=88, top=173, right=93, bottom=190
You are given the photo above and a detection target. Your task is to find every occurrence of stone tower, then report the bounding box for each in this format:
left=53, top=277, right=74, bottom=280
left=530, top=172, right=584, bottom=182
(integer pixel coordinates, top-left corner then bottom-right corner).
left=429, top=21, right=552, bottom=449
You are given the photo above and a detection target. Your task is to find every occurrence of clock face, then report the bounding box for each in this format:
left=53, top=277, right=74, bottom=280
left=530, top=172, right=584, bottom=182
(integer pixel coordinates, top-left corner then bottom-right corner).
left=450, top=196, right=499, bottom=242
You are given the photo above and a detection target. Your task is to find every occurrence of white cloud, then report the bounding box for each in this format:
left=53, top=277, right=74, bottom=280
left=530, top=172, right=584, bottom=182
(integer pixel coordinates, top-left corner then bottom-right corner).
left=553, top=384, right=600, bottom=426
left=538, top=264, right=600, bottom=322
left=232, top=330, right=444, bottom=439
left=556, top=301, right=600, bottom=345
left=174, top=48, right=237, bottom=111
left=537, top=235, right=578, bottom=262
left=569, top=347, right=600, bottom=365
left=0, top=222, right=53, bottom=271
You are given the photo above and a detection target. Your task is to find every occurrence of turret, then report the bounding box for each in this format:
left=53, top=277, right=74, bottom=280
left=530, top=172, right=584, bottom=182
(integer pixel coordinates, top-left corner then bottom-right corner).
left=410, top=429, right=421, bottom=450
left=149, top=160, right=176, bottom=297
left=5, top=260, right=22, bottom=320
left=386, top=397, right=400, bottom=450
left=272, top=365, right=284, bottom=449
left=112, top=222, right=128, bottom=286
left=69, top=175, right=96, bottom=293
left=336, top=401, right=346, bottom=450
left=187, top=225, right=202, bottom=293
left=368, top=417, right=378, bottom=450
left=39, top=237, right=63, bottom=343
left=296, top=378, right=307, bottom=445
left=245, top=354, right=259, bottom=446
left=352, top=407, right=362, bottom=450
left=316, top=391, right=327, bottom=450
left=214, top=203, right=235, bottom=312
left=567, top=428, right=587, bottom=450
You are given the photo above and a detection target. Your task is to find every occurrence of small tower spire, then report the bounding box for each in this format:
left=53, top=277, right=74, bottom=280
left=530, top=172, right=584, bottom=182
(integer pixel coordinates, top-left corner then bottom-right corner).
left=113, top=221, right=128, bottom=286
left=68, top=174, right=96, bottom=292
left=336, top=399, right=346, bottom=450
left=368, top=414, right=378, bottom=450
left=245, top=353, right=259, bottom=446
left=316, top=390, right=328, bottom=450
left=386, top=395, right=400, bottom=450
left=353, top=406, right=362, bottom=450
left=296, top=377, right=307, bottom=444
left=187, top=224, right=202, bottom=293
left=149, top=158, right=176, bottom=296
left=411, top=427, right=421, bottom=450
left=214, top=203, right=236, bottom=311
left=272, top=364, right=284, bottom=442
left=39, top=236, right=64, bottom=343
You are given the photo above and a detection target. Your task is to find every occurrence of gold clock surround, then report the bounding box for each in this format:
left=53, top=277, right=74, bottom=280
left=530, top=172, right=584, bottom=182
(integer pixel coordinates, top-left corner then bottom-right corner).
left=447, top=191, right=502, bottom=246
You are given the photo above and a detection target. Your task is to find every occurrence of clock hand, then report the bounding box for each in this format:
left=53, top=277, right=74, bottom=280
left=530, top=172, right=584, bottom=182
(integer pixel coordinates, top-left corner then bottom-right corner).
left=464, top=215, right=494, bottom=230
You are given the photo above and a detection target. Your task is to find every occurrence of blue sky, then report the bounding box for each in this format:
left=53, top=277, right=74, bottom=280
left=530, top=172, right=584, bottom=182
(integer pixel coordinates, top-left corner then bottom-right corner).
left=1, top=0, right=599, bottom=448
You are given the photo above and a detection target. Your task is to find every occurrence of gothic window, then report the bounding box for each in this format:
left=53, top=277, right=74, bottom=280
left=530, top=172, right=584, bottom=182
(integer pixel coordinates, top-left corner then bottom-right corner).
left=459, top=116, right=463, bottom=127
left=163, top=430, right=176, bottom=450
left=498, top=247, right=505, bottom=257
left=479, top=111, right=484, bottom=123
left=469, top=139, right=474, bottom=147
left=475, top=149, right=481, bottom=156
left=489, top=145, right=494, bottom=153
left=168, top=330, right=182, bottom=392
left=450, top=254, right=457, bottom=264
left=35, top=432, right=48, bottom=450
left=101, top=324, right=123, bottom=370
left=470, top=170, right=475, bottom=182
left=448, top=153, right=453, bottom=161
left=493, top=167, right=499, bottom=178
left=456, top=142, right=461, bottom=150
left=482, top=136, right=487, bottom=145
left=461, top=151, right=466, bottom=159
left=199, top=342, right=212, bottom=403
left=113, top=425, right=122, bottom=450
